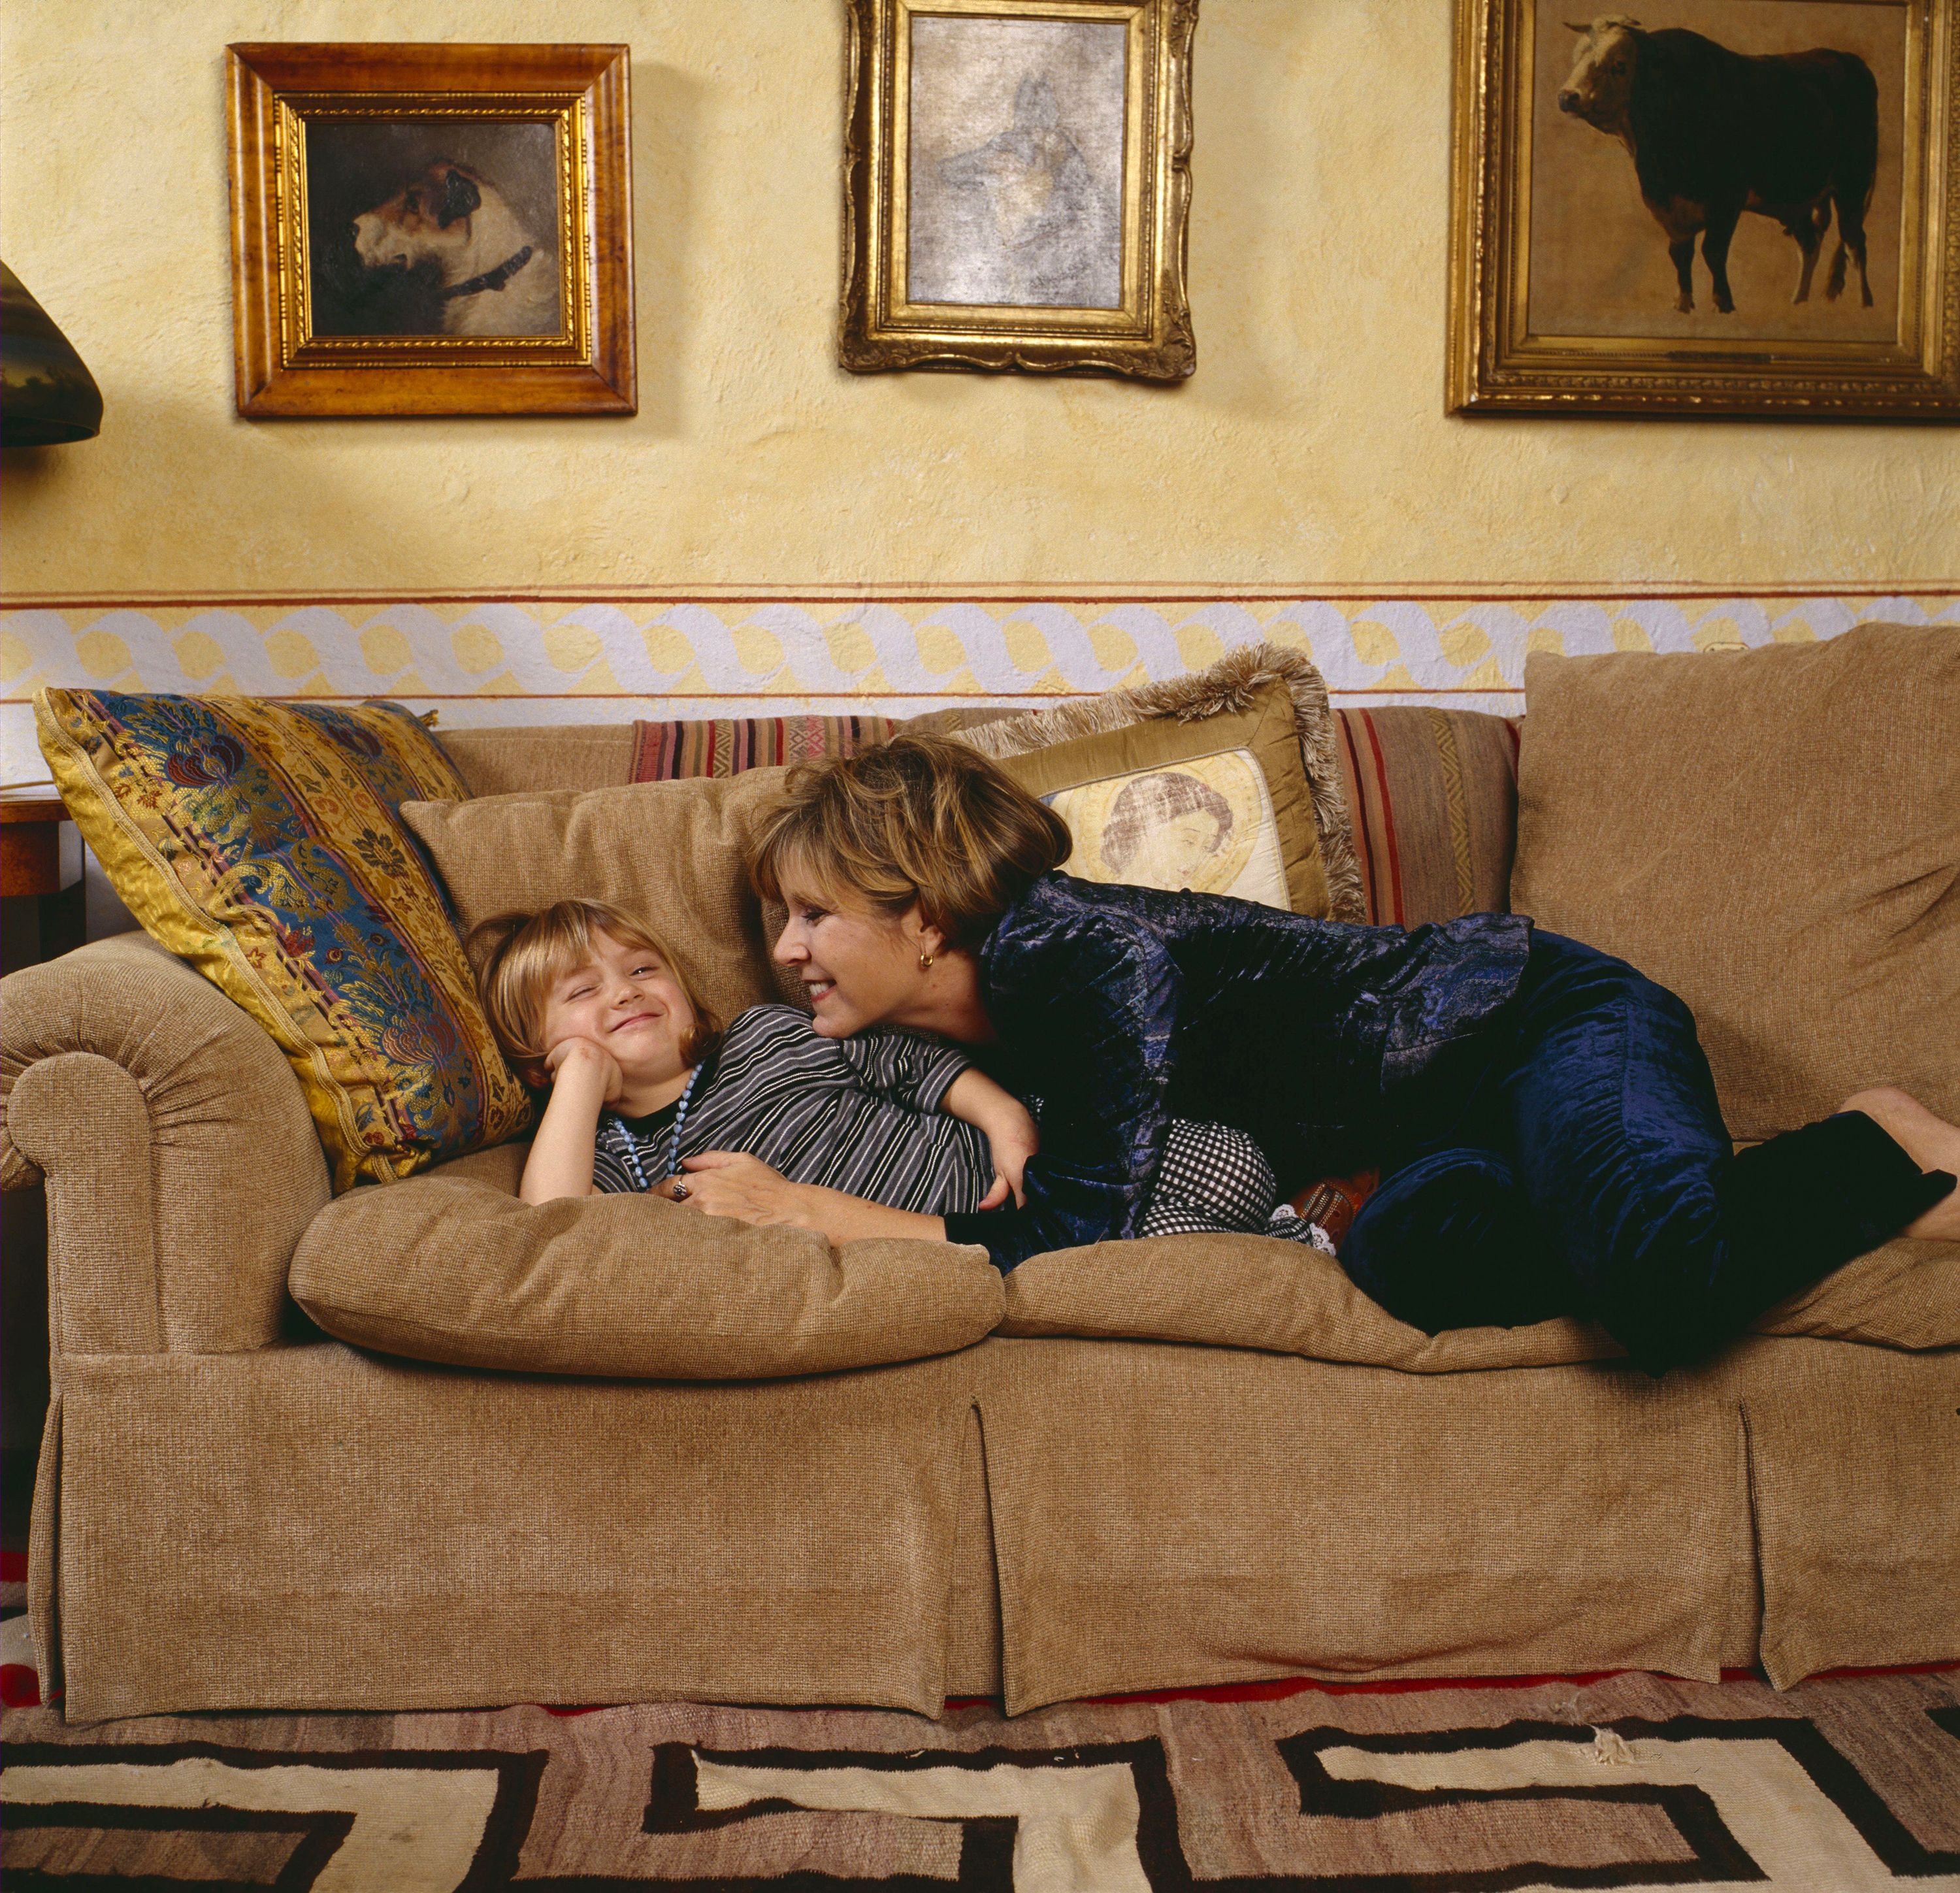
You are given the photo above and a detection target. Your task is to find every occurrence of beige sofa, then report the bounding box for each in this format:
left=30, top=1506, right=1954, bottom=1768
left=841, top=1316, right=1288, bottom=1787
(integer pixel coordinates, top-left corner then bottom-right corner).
left=3, top=635, right=1955, bottom=1725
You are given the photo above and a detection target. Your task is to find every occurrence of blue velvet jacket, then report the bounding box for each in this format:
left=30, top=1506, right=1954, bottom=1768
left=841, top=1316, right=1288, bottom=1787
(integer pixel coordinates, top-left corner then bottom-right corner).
left=939, top=874, right=1532, bottom=1270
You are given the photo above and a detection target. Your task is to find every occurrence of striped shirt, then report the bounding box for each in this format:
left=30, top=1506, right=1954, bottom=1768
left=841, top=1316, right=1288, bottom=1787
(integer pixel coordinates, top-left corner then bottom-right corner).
left=593, top=1004, right=994, bottom=1214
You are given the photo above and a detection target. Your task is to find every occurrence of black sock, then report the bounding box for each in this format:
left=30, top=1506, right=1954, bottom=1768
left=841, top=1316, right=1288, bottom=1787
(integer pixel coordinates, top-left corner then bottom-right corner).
left=1715, top=1109, right=1954, bottom=1329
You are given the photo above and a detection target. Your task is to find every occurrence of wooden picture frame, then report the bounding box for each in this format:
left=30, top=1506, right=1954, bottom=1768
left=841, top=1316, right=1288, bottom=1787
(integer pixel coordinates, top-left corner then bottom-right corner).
left=1448, top=0, right=1959, bottom=419
left=841, top=0, right=1196, bottom=381
left=227, top=42, right=634, bottom=416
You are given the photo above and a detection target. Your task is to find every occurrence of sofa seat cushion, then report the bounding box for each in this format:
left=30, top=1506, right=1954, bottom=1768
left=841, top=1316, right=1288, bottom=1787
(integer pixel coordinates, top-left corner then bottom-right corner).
left=289, top=1151, right=1004, bottom=1379
left=998, top=1234, right=1622, bottom=1370
left=1753, top=1237, right=1960, bottom=1349
left=1511, top=623, right=1960, bottom=1140
left=998, top=1230, right=1960, bottom=1367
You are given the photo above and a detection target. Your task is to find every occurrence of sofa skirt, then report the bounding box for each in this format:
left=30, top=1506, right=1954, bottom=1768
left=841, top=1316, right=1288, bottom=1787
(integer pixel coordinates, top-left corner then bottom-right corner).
left=39, top=1336, right=1956, bottom=1722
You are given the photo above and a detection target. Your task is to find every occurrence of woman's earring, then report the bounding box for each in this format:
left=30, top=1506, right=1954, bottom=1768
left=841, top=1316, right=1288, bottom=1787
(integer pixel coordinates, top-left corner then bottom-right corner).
left=919, top=951, right=935, bottom=971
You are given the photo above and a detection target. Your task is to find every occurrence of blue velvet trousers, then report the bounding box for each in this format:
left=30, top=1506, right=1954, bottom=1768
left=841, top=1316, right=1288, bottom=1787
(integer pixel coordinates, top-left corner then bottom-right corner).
left=1339, top=930, right=1950, bottom=1375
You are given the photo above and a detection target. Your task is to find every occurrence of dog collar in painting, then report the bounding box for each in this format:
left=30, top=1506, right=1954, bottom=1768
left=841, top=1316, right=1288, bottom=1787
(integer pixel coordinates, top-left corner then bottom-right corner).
left=439, top=244, right=535, bottom=302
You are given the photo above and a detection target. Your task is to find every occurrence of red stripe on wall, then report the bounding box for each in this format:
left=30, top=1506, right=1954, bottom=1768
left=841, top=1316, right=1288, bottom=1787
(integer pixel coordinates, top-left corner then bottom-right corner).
left=5, top=584, right=1955, bottom=610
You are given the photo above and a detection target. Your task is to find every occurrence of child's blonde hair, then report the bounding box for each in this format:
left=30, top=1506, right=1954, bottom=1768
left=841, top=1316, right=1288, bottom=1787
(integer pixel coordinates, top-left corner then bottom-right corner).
left=468, top=898, right=721, bottom=1076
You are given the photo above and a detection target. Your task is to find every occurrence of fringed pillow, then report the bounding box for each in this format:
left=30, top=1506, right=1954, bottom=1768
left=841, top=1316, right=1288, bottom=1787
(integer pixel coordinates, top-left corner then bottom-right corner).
left=37, top=689, right=531, bottom=1189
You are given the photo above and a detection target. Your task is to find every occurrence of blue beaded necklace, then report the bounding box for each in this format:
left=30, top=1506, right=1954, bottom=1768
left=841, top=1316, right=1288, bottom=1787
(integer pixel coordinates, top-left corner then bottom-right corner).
left=610, top=1061, right=704, bottom=1194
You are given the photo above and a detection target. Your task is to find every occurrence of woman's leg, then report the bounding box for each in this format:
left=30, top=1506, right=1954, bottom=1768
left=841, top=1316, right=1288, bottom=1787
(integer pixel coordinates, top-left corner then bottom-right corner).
left=1338, top=1147, right=1571, bottom=1331
left=1345, top=931, right=1955, bottom=1373
left=1138, top=1120, right=1281, bottom=1238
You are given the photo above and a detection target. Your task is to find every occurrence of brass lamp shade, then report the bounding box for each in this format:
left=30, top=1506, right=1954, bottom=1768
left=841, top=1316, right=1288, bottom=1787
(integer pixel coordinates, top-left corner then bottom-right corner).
left=2, top=260, right=101, bottom=445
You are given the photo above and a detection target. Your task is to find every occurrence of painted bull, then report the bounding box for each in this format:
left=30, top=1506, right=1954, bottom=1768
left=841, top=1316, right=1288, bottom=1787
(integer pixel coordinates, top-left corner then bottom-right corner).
left=1558, top=16, right=1878, bottom=314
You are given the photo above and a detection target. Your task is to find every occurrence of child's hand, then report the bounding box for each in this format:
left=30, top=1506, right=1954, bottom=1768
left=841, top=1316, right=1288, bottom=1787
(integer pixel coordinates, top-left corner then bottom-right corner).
left=940, top=1068, right=1038, bottom=1208
left=542, top=1034, right=625, bottom=1105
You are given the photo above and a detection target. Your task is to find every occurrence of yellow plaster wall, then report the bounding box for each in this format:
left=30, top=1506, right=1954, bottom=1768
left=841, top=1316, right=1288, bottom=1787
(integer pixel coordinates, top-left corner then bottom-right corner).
left=3, top=0, right=1953, bottom=601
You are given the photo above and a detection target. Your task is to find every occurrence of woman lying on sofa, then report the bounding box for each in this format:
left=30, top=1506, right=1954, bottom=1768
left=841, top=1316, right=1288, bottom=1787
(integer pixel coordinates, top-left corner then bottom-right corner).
left=662, top=734, right=1959, bottom=1377
left=470, top=897, right=1335, bottom=1247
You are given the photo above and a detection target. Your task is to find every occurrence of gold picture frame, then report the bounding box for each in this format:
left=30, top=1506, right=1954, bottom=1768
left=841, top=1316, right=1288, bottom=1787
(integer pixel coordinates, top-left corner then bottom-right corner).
left=227, top=42, right=634, bottom=416
left=1448, top=0, right=1959, bottom=419
left=841, top=0, right=1196, bottom=380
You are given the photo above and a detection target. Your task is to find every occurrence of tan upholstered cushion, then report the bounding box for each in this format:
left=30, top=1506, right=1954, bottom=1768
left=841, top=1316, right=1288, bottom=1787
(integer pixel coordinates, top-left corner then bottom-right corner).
left=289, top=1157, right=1004, bottom=1379
left=436, top=724, right=636, bottom=798
left=973, top=1336, right=1756, bottom=1707
left=999, top=1234, right=1624, bottom=1369
left=1752, top=1237, right=1960, bottom=1349
left=401, top=770, right=796, bottom=1027
left=56, top=1342, right=981, bottom=1720
left=999, top=1228, right=1959, bottom=1367
left=1737, top=1339, right=1960, bottom=1688
left=1512, top=625, right=1960, bottom=1139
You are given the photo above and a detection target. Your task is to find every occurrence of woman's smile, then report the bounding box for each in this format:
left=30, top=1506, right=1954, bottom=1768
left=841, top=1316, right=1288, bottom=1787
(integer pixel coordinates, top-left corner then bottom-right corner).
left=773, top=889, right=934, bottom=1038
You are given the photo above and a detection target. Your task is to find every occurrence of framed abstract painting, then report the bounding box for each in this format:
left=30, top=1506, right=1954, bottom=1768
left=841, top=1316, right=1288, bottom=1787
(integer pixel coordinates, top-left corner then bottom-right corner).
left=1448, top=0, right=1959, bottom=418
left=840, top=0, right=1198, bottom=380
left=227, top=42, right=635, bottom=416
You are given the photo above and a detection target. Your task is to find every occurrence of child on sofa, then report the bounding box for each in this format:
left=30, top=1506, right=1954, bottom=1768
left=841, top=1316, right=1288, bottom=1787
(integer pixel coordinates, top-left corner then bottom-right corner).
left=472, top=897, right=1330, bottom=1248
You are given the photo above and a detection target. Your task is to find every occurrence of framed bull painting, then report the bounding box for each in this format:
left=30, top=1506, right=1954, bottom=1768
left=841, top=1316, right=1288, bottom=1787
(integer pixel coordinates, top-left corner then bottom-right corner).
left=1448, top=1, right=1959, bottom=418
left=839, top=0, right=1198, bottom=381
left=226, top=44, right=634, bottom=416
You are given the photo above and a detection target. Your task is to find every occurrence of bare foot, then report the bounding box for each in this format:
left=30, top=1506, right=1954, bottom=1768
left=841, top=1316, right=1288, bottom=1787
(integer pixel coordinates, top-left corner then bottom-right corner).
left=1842, top=1086, right=1960, bottom=1241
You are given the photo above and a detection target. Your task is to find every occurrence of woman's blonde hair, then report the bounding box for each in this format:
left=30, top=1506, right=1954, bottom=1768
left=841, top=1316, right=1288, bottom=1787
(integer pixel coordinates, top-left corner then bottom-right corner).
left=466, top=898, right=721, bottom=1076
left=749, top=734, right=1071, bottom=946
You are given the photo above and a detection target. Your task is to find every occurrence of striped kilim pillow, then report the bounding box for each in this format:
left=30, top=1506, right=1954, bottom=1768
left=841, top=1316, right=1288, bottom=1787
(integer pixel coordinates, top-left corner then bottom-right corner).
left=632, top=714, right=896, bottom=782
left=1332, top=708, right=1523, bottom=927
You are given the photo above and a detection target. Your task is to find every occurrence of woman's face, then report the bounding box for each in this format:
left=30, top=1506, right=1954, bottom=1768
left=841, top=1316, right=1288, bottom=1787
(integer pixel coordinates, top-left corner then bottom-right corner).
left=538, top=929, right=696, bottom=1083
left=772, top=886, right=928, bottom=1039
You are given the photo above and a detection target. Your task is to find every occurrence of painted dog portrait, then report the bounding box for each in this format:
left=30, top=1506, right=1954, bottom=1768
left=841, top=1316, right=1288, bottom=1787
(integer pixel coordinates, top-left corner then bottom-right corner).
left=306, top=119, right=562, bottom=338
left=1526, top=0, right=1903, bottom=344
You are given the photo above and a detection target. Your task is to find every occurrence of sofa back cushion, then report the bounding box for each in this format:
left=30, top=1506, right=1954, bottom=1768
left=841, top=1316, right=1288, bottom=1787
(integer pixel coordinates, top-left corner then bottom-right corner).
left=291, top=1147, right=1005, bottom=1377
left=1511, top=623, right=1960, bottom=1138
left=36, top=689, right=531, bottom=1190
left=401, top=770, right=796, bottom=1028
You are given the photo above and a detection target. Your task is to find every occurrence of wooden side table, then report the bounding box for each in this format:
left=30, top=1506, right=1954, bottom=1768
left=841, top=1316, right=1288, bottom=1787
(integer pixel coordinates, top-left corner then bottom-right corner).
left=1, top=786, right=84, bottom=971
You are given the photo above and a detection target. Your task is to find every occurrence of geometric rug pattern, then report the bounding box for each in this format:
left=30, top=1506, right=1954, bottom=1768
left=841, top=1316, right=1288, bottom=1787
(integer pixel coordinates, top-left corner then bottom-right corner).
left=5, top=1668, right=1957, bottom=1890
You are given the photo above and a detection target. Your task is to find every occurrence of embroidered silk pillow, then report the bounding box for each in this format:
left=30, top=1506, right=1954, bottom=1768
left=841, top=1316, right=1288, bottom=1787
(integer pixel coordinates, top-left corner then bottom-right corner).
left=36, top=689, right=531, bottom=1190
left=947, top=647, right=1362, bottom=919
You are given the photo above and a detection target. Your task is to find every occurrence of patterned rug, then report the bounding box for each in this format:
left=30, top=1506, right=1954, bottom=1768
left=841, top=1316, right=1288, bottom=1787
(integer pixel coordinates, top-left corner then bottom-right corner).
left=3, top=1660, right=1956, bottom=1890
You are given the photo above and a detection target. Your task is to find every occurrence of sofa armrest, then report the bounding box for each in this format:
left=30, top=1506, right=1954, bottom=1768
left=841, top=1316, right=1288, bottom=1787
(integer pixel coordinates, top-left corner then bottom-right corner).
left=1, top=936, right=330, bottom=1355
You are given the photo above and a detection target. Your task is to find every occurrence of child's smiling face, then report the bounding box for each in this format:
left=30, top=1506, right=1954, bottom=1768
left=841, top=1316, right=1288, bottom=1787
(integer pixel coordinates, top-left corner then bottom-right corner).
left=539, top=928, right=696, bottom=1085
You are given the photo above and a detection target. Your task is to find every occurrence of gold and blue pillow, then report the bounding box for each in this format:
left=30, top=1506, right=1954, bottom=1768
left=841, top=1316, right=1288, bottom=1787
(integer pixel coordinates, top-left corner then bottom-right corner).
left=36, top=689, right=531, bottom=1189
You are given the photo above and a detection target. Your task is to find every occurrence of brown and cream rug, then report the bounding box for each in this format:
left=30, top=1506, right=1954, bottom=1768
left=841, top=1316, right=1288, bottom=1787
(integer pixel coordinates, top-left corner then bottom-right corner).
left=3, top=1664, right=1957, bottom=1890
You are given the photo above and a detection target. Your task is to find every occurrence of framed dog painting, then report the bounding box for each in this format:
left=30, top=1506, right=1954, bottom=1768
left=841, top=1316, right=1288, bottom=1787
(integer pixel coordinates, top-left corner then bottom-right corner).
left=840, top=0, right=1197, bottom=380
left=227, top=43, right=634, bottom=416
left=1447, top=0, right=1959, bottom=418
